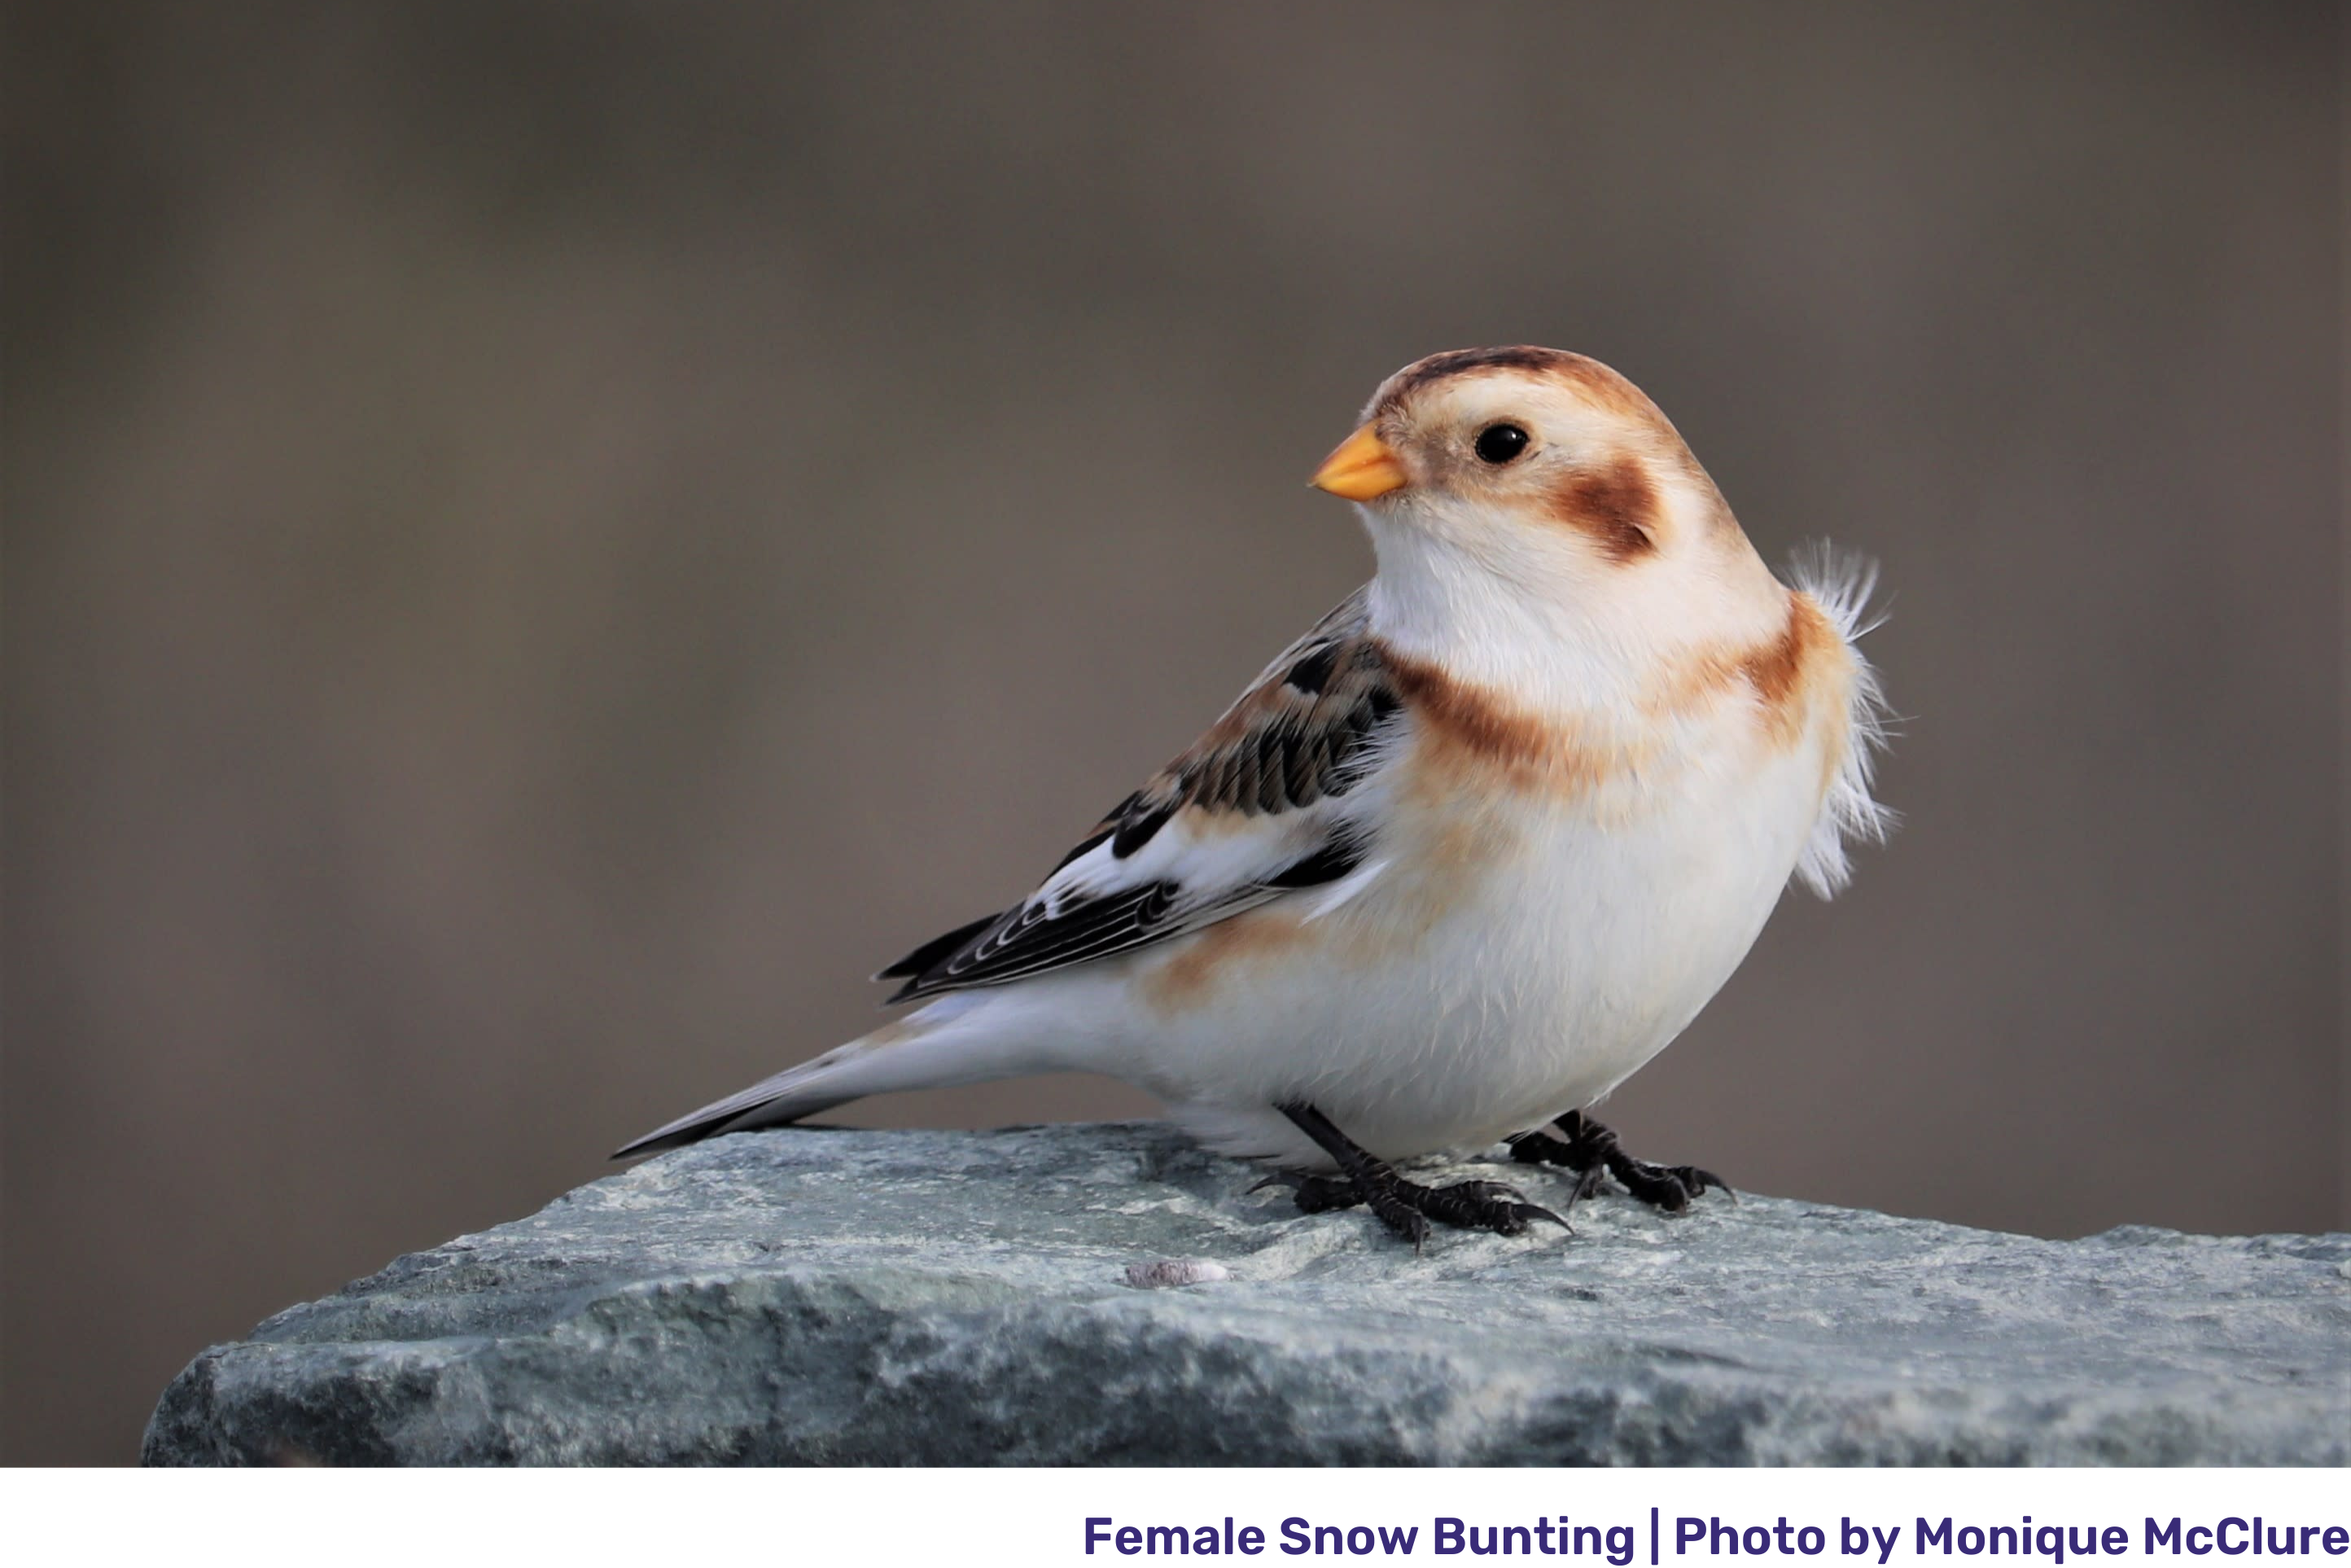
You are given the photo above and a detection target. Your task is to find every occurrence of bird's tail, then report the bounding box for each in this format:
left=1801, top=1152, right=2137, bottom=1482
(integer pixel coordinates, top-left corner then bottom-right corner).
left=612, top=992, right=1031, bottom=1158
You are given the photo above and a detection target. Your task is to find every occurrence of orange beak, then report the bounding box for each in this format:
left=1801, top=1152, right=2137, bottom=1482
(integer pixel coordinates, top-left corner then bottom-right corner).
left=1309, top=423, right=1408, bottom=501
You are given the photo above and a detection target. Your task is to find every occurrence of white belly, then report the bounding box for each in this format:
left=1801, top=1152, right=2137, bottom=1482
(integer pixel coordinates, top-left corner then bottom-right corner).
left=1037, top=722, right=1832, bottom=1167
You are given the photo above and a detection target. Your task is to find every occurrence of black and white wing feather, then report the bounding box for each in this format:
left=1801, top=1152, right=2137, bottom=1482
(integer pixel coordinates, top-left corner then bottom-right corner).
left=878, top=589, right=1402, bottom=1003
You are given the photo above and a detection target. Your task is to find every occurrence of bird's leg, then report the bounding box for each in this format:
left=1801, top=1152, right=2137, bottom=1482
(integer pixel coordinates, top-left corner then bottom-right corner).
left=1508, top=1110, right=1731, bottom=1215
left=1278, top=1102, right=1565, bottom=1249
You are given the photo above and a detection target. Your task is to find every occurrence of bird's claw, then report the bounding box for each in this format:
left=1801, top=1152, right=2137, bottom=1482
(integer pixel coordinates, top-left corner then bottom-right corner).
left=1269, top=1170, right=1562, bottom=1242
left=1291, top=1174, right=1365, bottom=1215
left=1556, top=1162, right=1608, bottom=1221
left=1360, top=1176, right=1566, bottom=1241
left=1509, top=1115, right=1730, bottom=1217
left=1612, top=1158, right=1732, bottom=1214
left=1275, top=1102, right=1581, bottom=1250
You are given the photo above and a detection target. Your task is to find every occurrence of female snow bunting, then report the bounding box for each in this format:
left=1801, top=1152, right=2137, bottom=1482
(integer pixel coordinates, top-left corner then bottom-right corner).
left=620, top=347, right=1890, bottom=1246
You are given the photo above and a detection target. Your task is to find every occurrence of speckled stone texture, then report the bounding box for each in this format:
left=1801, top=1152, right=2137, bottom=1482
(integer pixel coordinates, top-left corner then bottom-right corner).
left=142, top=1122, right=2349, bottom=1465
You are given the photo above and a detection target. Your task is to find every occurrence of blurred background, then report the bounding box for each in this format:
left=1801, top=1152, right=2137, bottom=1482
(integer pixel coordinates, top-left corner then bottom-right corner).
left=4, top=1, right=2343, bottom=1465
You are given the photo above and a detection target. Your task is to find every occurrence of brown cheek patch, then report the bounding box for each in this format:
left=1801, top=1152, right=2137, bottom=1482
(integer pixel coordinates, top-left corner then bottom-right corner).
left=1141, top=909, right=1313, bottom=1014
left=1548, top=459, right=1659, bottom=563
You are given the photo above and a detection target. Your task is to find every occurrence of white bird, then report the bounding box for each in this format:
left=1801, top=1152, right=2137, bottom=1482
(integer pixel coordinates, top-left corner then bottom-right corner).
left=619, top=346, right=1890, bottom=1244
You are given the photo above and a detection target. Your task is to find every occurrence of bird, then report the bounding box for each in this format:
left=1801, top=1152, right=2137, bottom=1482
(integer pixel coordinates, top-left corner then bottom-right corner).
left=618, top=345, right=1890, bottom=1246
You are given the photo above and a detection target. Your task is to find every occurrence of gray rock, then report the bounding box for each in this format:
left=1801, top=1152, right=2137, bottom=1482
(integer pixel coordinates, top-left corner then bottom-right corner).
left=142, top=1122, right=2349, bottom=1465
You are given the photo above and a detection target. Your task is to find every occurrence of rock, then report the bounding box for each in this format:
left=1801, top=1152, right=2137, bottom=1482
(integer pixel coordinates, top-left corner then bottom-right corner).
left=142, top=1122, right=2349, bottom=1465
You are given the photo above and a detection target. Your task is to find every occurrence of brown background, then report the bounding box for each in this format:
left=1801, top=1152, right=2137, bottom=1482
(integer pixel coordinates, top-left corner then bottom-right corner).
left=4, top=2, right=2343, bottom=1465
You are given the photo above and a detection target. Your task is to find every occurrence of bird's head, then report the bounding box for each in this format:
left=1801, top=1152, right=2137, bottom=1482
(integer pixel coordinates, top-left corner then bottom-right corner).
left=1311, top=348, right=1775, bottom=646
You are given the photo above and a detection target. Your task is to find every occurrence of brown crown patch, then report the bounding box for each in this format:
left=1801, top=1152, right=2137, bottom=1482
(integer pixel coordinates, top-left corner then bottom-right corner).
left=1374, top=345, right=1653, bottom=423
left=1548, top=458, right=1660, bottom=563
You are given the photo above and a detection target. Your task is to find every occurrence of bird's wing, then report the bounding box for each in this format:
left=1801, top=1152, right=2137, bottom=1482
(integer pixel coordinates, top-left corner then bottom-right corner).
left=878, top=588, right=1401, bottom=1002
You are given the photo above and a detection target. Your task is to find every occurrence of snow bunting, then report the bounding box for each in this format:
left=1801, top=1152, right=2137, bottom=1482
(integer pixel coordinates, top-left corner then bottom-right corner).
left=620, top=346, right=1889, bottom=1246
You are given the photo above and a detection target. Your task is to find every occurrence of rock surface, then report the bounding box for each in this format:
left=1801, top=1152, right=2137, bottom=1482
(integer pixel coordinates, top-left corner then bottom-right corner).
left=144, top=1122, right=2349, bottom=1465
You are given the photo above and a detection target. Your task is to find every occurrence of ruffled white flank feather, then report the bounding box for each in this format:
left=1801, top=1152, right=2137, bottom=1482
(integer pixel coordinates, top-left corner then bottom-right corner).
left=1785, top=541, right=1895, bottom=898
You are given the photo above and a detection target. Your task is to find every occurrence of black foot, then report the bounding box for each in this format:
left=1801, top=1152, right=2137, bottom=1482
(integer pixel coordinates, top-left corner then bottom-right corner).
left=1251, top=1172, right=1364, bottom=1214
left=1508, top=1110, right=1731, bottom=1215
left=1277, top=1103, right=1567, bottom=1250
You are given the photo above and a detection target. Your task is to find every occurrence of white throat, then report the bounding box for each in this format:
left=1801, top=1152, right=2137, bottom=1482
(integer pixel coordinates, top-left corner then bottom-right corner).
left=1357, top=493, right=1789, bottom=717
left=1363, top=523, right=1595, bottom=700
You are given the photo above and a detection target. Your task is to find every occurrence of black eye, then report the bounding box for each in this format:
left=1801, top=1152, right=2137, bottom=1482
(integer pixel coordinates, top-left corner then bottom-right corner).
left=1474, top=423, right=1530, bottom=464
